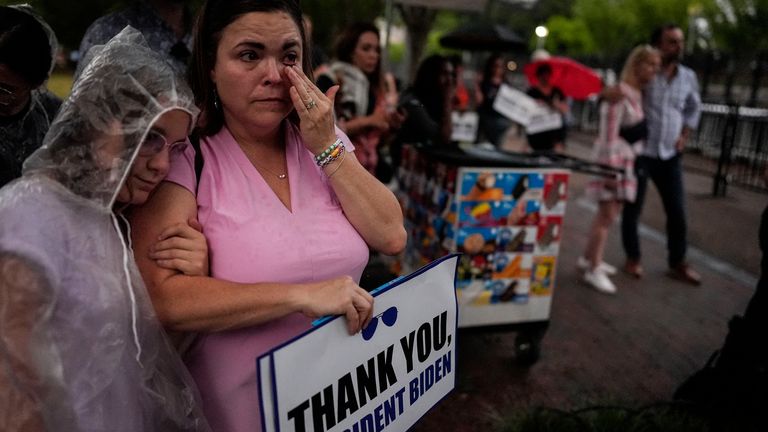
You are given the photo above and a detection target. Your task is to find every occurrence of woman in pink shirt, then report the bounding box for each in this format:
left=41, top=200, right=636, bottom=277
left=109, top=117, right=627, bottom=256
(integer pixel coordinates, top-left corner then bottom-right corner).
left=129, top=1, right=406, bottom=431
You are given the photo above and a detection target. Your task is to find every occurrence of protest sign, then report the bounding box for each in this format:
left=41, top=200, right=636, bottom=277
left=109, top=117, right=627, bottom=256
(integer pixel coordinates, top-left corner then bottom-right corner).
left=492, top=84, right=562, bottom=134
left=525, top=110, right=563, bottom=135
left=257, top=255, right=459, bottom=432
left=451, top=111, right=478, bottom=143
left=492, top=84, right=538, bottom=126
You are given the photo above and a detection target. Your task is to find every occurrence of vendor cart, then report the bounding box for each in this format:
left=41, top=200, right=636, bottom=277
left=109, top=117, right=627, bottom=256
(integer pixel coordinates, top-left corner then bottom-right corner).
left=395, top=144, right=620, bottom=364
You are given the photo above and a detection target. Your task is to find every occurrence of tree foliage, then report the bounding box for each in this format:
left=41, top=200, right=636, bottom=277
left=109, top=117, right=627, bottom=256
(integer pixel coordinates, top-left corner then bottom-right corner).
left=540, top=15, right=595, bottom=56
left=536, top=0, right=695, bottom=63
left=699, top=0, right=768, bottom=58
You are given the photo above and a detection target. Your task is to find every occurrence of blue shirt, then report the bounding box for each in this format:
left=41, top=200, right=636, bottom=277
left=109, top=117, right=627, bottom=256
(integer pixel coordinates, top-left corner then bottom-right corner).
left=643, top=64, right=701, bottom=160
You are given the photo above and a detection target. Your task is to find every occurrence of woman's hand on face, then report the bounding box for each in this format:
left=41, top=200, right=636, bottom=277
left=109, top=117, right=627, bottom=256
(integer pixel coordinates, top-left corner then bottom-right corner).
left=149, top=218, right=209, bottom=276
left=286, top=65, right=340, bottom=155
left=295, top=276, right=374, bottom=335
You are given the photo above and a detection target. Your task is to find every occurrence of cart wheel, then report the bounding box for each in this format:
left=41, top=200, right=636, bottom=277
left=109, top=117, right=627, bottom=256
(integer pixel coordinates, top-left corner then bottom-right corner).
left=514, top=332, right=541, bottom=366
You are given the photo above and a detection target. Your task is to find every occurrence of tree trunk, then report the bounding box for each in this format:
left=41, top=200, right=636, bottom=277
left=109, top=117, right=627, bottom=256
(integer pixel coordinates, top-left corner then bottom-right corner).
left=398, top=5, right=437, bottom=84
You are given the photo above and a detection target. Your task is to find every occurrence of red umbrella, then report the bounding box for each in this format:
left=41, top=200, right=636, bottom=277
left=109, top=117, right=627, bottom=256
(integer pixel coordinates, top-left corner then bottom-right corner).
left=523, top=56, right=603, bottom=100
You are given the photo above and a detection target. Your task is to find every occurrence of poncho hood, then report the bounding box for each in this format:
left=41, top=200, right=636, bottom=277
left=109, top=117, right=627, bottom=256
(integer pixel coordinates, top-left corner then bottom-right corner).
left=23, top=26, right=198, bottom=209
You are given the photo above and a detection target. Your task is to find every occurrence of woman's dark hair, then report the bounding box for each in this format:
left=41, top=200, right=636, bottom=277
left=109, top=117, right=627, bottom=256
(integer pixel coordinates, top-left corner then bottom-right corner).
left=333, top=21, right=381, bottom=90
left=412, top=54, right=450, bottom=122
left=481, top=53, right=502, bottom=87
left=535, top=63, right=553, bottom=78
left=0, top=6, right=53, bottom=88
left=189, top=0, right=310, bottom=136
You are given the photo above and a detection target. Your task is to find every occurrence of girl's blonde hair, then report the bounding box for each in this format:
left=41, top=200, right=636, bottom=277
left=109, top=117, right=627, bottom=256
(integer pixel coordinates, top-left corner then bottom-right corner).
left=620, top=44, right=660, bottom=83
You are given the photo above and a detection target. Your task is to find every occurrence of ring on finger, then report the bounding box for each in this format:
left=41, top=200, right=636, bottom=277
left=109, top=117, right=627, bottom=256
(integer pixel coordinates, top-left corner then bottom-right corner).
left=305, top=99, right=317, bottom=110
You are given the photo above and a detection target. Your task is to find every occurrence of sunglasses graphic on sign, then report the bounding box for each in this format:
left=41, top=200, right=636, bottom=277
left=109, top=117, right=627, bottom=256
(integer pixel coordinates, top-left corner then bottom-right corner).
left=361, top=306, right=398, bottom=341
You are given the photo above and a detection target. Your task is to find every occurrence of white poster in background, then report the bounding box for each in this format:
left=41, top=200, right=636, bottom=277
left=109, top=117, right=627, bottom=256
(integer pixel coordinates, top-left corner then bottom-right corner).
left=451, top=111, right=479, bottom=143
left=492, top=84, right=540, bottom=126
left=257, top=255, right=459, bottom=432
left=492, top=84, right=563, bottom=134
left=525, top=110, right=563, bottom=135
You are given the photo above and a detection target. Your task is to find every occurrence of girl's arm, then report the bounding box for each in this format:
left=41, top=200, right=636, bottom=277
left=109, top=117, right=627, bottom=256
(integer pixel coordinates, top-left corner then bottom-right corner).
left=129, top=182, right=374, bottom=334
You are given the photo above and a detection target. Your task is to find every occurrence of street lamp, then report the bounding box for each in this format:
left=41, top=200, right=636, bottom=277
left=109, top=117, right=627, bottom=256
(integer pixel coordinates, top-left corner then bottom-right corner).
left=535, top=25, right=548, bottom=50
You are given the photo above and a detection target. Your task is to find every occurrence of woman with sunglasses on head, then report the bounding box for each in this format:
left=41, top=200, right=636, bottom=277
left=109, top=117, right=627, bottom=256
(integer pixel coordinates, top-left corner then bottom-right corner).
left=0, top=28, right=210, bottom=431
left=0, top=5, right=62, bottom=188
left=129, top=1, right=406, bottom=431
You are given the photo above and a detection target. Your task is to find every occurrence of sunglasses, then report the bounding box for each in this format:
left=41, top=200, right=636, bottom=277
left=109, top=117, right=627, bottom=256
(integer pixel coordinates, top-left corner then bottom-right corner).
left=361, top=306, right=398, bottom=341
left=138, top=130, right=186, bottom=157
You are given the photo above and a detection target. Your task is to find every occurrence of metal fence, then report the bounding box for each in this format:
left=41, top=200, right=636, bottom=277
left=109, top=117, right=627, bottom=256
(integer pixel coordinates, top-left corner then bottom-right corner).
left=570, top=100, right=768, bottom=195
left=687, top=104, right=768, bottom=195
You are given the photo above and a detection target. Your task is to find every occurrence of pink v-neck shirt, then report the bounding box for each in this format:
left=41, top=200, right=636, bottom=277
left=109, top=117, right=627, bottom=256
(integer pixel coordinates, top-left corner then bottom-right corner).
left=165, top=122, right=369, bottom=432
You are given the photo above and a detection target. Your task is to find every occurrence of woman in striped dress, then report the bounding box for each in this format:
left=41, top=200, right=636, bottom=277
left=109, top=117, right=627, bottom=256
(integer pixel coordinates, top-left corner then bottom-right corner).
left=581, top=45, right=661, bottom=294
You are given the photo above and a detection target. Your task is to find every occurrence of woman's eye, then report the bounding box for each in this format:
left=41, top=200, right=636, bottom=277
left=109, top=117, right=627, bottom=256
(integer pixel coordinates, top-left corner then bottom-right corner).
left=283, top=52, right=298, bottom=65
left=139, top=131, right=166, bottom=156
left=169, top=141, right=187, bottom=153
left=239, top=51, right=258, bottom=62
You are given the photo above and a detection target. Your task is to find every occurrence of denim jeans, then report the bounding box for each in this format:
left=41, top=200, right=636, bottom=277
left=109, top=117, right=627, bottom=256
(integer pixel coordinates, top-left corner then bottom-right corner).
left=621, top=154, right=687, bottom=267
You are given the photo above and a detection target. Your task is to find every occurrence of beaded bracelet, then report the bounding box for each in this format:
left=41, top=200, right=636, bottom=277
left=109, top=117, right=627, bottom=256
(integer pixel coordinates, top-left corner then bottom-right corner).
left=314, top=138, right=342, bottom=165
left=327, top=150, right=347, bottom=178
left=319, top=144, right=345, bottom=168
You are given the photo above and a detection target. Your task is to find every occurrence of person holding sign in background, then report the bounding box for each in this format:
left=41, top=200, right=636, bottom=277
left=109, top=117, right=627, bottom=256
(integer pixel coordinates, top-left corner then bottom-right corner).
left=525, top=63, right=569, bottom=153
left=129, top=1, right=407, bottom=431
left=580, top=45, right=660, bottom=294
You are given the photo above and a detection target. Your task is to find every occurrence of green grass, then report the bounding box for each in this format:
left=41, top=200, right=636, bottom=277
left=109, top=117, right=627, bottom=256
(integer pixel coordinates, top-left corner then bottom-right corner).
left=47, top=71, right=74, bottom=99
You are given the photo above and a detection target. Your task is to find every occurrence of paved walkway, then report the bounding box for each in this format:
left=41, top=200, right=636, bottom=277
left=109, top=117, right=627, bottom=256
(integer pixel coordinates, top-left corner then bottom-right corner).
left=411, top=133, right=765, bottom=431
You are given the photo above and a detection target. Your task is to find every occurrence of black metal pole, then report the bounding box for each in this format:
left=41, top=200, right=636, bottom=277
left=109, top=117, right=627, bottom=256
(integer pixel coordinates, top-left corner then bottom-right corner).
left=713, top=104, right=739, bottom=197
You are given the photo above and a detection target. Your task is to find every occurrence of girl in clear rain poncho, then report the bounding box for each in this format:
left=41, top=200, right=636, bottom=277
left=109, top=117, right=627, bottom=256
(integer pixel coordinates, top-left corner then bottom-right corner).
left=0, top=27, right=210, bottom=431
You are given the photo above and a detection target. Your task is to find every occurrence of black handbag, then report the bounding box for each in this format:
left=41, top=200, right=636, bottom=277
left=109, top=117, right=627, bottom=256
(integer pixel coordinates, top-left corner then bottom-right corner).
left=619, top=119, right=648, bottom=144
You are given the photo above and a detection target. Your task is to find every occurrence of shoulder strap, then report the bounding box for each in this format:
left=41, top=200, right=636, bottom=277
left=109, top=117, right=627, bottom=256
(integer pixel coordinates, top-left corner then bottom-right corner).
left=189, top=130, right=204, bottom=195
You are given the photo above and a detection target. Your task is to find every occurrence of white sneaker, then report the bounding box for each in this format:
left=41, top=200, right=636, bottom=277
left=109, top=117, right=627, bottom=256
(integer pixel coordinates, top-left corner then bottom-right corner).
left=583, top=268, right=617, bottom=294
left=577, top=256, right=617, bottom=275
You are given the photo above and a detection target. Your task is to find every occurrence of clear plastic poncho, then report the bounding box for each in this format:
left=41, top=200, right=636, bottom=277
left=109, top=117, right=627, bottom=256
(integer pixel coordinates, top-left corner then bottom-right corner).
left=0, top=4, right=61, bottom=187
left=0, top=27, right=207, bottom=431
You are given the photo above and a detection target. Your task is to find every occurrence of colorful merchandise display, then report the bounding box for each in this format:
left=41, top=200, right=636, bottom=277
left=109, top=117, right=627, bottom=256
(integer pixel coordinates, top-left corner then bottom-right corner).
left=396, top=146, right=569, bottom=329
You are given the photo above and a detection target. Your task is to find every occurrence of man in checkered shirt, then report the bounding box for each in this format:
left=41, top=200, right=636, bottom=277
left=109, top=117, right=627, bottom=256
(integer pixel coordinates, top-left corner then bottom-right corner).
left=621, top=23, right=702, bottom=285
